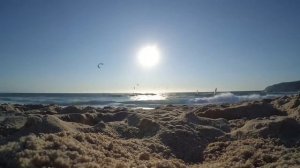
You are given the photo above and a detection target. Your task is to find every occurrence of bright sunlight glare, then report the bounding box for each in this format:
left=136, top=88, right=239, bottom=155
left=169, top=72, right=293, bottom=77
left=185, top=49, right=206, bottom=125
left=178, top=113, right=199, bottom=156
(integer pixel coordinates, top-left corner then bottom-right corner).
left=137, top=45, right=160, bottom=67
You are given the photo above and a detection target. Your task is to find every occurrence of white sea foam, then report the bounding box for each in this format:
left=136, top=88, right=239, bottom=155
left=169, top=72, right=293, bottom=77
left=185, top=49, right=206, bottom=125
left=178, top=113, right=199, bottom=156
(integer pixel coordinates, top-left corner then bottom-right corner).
left=192, top=92, right=279, bottom=104
left=0, top=92, right=285, bottom=107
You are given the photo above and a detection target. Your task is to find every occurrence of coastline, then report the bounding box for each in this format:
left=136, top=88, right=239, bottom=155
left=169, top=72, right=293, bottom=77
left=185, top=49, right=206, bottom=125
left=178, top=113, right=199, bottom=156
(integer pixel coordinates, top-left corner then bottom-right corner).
left=0, top=95, right=299, bottom=167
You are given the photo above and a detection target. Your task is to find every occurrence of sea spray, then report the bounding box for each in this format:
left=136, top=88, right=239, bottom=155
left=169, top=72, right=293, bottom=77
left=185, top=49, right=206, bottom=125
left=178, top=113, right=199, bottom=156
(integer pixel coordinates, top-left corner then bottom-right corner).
left=191, top=92, right=279, bottom=104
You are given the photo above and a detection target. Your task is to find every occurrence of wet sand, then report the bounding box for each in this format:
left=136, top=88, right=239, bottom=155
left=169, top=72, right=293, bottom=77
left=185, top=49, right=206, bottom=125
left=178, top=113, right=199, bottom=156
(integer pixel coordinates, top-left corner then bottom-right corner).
left=0, top=95, right=299, bottom=168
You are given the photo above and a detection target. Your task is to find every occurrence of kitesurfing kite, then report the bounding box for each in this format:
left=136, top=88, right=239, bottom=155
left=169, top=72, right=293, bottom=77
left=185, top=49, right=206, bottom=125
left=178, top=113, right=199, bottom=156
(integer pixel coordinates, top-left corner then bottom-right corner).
left=97, top=63, right=104, bottom=70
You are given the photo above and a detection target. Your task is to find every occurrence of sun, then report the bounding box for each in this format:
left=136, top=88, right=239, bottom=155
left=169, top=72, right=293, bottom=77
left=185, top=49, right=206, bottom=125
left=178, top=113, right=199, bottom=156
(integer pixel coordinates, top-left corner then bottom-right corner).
left=137, top=45, right=160, bottom=67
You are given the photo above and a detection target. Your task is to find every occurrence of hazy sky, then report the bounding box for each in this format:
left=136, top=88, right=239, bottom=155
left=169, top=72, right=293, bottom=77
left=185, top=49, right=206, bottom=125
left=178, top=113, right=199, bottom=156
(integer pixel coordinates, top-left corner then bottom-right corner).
left=1, top=0, right=300, bottom=93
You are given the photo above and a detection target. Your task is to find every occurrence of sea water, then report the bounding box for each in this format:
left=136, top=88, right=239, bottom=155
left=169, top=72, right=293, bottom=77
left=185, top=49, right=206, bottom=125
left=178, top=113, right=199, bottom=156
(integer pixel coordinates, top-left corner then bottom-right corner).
left=0, top=92, right=295, bottom=108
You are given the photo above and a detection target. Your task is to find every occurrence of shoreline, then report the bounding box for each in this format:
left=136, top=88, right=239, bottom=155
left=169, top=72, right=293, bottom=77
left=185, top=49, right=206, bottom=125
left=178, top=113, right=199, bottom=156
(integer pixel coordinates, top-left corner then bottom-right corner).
left=0, top=95, right=299, bottom=167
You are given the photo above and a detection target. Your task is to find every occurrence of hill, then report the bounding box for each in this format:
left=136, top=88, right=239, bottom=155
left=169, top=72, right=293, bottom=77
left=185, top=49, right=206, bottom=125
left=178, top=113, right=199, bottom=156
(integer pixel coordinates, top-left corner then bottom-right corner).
left=265, top=80, right=300, bottom=92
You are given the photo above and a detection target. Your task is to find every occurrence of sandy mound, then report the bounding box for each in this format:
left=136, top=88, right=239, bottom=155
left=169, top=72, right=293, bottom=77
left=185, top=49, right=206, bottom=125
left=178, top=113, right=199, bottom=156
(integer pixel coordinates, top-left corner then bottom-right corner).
left=101, top=111, right=129, bottom=122
left=0, top=115, right=80, bottom=143
left=0, top=132, right=186, bottom=168
left=24, top=115, right=77, bottom=134
left=127, top=114, right=160, bottom=137
left=0, top=116, right=28, bottom=136
left=232, top=116, right=300, bottom=146
left=181, top=112, right=230, bottom=132
left=195, top=101, right=286, bottom=120
left=138, top=118, right=160, bottom=137
left=159, top=125, right=225, bottom=163
left=61, top=106, right=83, bottom=114
left=59, top=113, right=101, bottom=126
left=42, top=105, right=62, bottom=114
left=0, top=104, right=63, bottom=114
left=0, top=104, right=20, bottom=112
left=272, top=94, right=300, bottom=119
left=202, top=138, right=300, bottom=168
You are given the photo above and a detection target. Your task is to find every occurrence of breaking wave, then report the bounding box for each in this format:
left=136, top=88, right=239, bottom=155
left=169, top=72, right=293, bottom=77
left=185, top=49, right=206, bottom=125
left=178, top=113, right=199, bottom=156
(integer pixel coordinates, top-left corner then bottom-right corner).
left=0, top=92, right=288, bottom=108
left=191, top=92, right=280, bottom=104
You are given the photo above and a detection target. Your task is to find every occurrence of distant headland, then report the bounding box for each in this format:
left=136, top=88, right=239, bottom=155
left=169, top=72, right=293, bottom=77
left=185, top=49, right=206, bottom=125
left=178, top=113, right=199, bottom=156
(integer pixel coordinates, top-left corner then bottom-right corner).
left=265, top=80, right=300, bottom=92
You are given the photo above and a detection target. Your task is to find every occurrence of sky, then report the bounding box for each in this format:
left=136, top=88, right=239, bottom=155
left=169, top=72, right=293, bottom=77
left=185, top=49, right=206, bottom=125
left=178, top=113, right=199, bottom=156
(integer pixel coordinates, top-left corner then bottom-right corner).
left=0, top=0, right=300, bottom=93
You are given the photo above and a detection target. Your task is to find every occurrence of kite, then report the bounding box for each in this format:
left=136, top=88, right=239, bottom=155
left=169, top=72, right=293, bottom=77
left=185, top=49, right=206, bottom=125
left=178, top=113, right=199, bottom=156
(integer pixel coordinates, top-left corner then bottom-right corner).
left=97, top=63, right=104, bottom=70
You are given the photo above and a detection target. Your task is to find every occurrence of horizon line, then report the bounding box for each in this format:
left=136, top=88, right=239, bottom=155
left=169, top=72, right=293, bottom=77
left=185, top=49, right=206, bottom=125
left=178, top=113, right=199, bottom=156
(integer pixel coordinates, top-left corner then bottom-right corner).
left=0, top=90, right=264, bottom=94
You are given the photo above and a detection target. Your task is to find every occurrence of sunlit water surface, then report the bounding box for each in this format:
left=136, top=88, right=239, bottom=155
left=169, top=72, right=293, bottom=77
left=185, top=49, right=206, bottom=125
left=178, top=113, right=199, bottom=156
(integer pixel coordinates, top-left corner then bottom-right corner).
left=0, top=91, right=296, bottom=108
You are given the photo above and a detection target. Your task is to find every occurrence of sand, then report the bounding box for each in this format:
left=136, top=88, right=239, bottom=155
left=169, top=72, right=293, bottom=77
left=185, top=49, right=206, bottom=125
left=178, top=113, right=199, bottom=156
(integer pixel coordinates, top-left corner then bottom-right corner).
left=0, top=95, right=300, bottom=168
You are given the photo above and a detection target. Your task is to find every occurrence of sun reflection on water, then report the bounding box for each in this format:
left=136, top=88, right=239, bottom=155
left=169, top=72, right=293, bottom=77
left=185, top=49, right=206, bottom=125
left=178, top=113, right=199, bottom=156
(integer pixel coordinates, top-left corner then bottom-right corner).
left=130, top=94, right=167, bottom=101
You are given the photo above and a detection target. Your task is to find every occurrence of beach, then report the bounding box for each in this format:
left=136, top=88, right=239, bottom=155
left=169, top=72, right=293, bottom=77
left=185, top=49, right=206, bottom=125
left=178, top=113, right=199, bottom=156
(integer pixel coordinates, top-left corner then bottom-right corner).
left=0, top=94, right=299, bottom=167
left=2, top=0, right=300, bottom=167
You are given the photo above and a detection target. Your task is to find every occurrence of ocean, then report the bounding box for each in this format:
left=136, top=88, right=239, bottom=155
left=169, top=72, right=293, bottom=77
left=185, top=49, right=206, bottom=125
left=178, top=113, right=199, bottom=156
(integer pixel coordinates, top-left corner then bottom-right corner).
left=0, top=91, right=295, bottom=109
